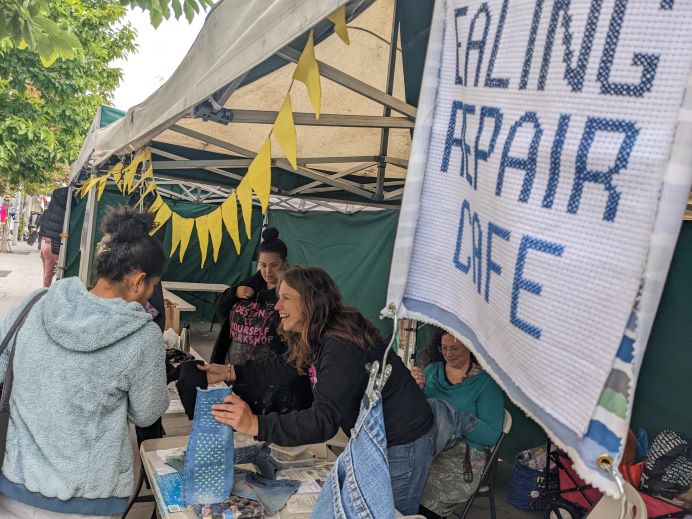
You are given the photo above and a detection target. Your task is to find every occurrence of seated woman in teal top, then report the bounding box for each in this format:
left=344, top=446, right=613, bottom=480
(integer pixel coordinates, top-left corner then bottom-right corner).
left=412, top=329, right=504, bottom=518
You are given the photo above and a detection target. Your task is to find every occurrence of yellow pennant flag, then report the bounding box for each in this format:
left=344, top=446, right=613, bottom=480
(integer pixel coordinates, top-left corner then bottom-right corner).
left=96, top=175, right=108, bottom=201
left=207, top=207, right=223, bottom=263
left=110, top=162, right=123, bottom=186
left=327, top=6, right=350, bottom=44
left=123, top=161, right=138, bottom=194
left=131, top=165, right=154, bottom=191
left=293, top=30, right=321, bottom=118
left=76, top=177, right=96, bottom=198
left=273, top=95, right=297, bottom=170
left=236, top=178, right=253, bottom=239
left=221, top=193, right=241, bottom=254
left=169, top=212, right=182, bottom=257
left=178, top=216, right=195, bottom=263
left=248, top=139, right=272, bottom=212
left=195, top=214, right=210, bottom=268
left=149, top=194, right=164, bottom=213
left=122, top=147, right=151, bottom=193
left=139, top=180, right=158, bottom=204
left=150, top=202, right=172, bottom=235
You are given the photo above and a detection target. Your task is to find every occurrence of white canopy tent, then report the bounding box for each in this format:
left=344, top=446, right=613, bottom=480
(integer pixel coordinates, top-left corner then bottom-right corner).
left=71, top=0, right=416, bottom=205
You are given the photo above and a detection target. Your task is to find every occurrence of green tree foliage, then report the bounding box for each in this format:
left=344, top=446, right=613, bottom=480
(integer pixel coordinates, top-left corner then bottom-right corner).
left=0, top=0, right=213, bottom=65
left=126, top=0, right=215, bottom=28
left=0, top=1, right=136, bottom=190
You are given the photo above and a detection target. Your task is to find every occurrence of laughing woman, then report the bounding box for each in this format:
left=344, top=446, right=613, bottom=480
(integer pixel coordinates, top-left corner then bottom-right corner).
left=199, top=266, right=435, bottom=515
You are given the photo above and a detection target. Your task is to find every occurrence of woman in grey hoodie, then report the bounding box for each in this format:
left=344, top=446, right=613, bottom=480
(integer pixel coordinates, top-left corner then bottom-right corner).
left=0, top=206, right=170, bottom=518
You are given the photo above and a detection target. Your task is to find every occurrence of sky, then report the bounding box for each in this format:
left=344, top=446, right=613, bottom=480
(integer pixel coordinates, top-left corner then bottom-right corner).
left=110, top=8, right=206, bottom=110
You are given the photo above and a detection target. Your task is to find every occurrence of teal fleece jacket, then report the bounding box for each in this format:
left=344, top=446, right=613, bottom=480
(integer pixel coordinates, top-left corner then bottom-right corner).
left=0, top=278, right=169, bottom=515
left=423, top=362, right=504, bottom=450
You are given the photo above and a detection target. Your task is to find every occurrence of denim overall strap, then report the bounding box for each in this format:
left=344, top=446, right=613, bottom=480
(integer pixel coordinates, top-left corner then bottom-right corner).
left=183, top=387, right=234, bottom=505
left=311, top=391, right=396, bottom=519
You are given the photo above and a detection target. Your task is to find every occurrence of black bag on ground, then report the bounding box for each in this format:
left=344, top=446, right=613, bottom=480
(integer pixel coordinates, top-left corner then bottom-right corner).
left=641, top=430, right=692, bottom=499
left=0, top=291, right=46, bottom=467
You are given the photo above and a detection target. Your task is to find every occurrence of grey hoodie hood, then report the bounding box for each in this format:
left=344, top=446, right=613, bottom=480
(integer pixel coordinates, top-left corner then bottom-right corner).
left=41, top=277, right=154, bottom=352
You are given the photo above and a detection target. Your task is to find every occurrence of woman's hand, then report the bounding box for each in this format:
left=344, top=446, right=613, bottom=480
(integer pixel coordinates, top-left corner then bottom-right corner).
left=411, top=366, right=426, bottom=389
left=211, top=395, right=259, bottom=436
left=198, top=363, right=235, bottom=385
left=236, top=286, right=255, bottom=299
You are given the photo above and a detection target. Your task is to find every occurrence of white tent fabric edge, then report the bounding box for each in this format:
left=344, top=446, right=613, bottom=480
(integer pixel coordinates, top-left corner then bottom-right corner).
left=90, top=0, right=350, bottom=166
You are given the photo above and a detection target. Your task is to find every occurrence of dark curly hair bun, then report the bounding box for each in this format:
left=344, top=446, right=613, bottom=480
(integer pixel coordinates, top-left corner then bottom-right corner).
left=262, top=227, right=280, bottom=241
left=259, top=226, right=287, bottom=260
left=102, top=205, right=155, bottom=242
left=95, top=206, right=166, bottom=282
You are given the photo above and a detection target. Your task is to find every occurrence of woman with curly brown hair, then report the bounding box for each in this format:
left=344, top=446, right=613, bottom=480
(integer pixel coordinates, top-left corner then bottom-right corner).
left=199, top=266, right=435, bottom=514
left=412, top=328, right=504, bottom=519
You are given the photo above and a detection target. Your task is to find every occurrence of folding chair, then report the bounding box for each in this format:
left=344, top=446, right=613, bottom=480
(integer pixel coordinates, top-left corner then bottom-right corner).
left=583, top=480, right=647, bottom=519
left=457, top=409, right=513, bottom=519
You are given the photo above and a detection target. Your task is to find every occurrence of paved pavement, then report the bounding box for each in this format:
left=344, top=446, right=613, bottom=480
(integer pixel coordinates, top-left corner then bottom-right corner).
left=0, top=240, right=45, bottom=320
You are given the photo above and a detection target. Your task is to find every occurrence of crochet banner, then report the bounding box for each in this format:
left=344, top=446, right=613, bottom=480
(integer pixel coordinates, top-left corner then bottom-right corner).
left=387, top=0, right=692, bottom=495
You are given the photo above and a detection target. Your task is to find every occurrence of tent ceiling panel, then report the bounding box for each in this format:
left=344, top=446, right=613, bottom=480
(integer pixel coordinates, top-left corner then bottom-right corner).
left=90, top=0, right=367, bottom=164
left=80, top=0, right=411, bottom=204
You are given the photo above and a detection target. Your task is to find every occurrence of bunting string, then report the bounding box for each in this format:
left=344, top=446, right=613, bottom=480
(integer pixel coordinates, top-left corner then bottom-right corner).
left=77, top=8, right=349, bottom=267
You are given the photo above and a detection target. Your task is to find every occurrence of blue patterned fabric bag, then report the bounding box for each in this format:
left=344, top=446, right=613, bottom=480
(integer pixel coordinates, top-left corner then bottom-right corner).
left=183, top=387, right=234, bottom=505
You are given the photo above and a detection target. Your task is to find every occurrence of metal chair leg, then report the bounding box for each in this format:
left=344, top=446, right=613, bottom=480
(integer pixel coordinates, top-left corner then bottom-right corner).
left=488, top=486, right=497, bottom=519
left=458, top=494, right=476, bottom=519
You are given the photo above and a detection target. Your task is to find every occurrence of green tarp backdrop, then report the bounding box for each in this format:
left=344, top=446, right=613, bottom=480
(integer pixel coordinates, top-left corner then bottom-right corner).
left=66, top=192, right=398, bottom=333
left=268, top=209, right=399, bottom=336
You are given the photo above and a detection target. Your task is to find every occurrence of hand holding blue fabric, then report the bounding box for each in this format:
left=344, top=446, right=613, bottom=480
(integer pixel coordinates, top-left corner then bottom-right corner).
left=212, top=394, right=259, bottom=436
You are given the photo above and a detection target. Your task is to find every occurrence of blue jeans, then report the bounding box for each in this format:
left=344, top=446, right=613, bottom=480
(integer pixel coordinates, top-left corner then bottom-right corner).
left=427, top=398, right=479, bottom=457
left=312, top=391, right=399, bottom=518
left=233, top=470, right=300, bottom=515
left=387, top=425, right=435, bottom=515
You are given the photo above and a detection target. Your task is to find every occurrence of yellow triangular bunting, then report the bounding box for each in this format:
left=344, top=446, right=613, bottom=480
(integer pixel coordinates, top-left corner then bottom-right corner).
left=150, top=203, right=172, bottom=235
left=169, top=212, right=182, bottom=257
left=327, top=6, right=350, bottom=45
left=139, top=180, right=158, bottom=204
left=131, top=165, right=154, bottom=191
left=149, top=194, right=164, bottom=213
left=110, top=162, right=123, bottom=184
left=236, top=178, right=253, bottom=239
left=123, top=162, right=137, bottom=194
left=207, top=207, right=223, bottom=263
left=96, top=175, right=108, bottom=201
left=195, top=214, right=210, bottom=268
left=293, top=30, right=321, bottom=118
left=248, top=139, right=272, bottom=212
left=76, top=177, right=97, bottom=198
left=221, top=193, right=241, bottom=254
left=178, top=216, right=195, bottom=262
left=273, top=96, right=297, bottom=170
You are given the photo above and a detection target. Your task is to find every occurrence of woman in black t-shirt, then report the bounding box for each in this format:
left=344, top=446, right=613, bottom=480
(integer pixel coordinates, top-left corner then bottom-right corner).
left=200, top=266, right=434, bottom=515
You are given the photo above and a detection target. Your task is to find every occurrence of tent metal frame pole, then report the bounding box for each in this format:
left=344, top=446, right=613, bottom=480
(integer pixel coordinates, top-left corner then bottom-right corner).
left=151, top=156, right=388, bottom=169
left=197, top=73, right=248, bottom=114
left=55, top=185, right=74, bottom=280
left=156, top=180, right=234, bottom=199
left=276, top=47, right=416, bottom=120
left=376, top=0, right=400, bottom=201
left=289, top=161, right=378, bottom=195
left=151, top=147, right=280, bottom=193
left=78, top=186, right=98, bottom=286
left=156, top=186, right=199, bottom=203
left=169, top=124, right=375, bottom=200
left=152, top=159, right=253, bottom=169
left=208, top=109, right=414, bottom=128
